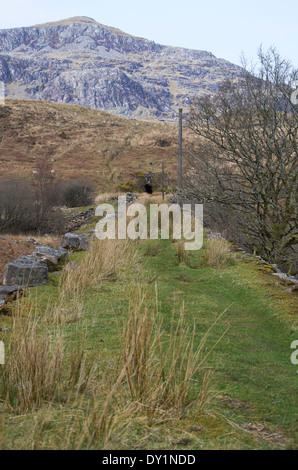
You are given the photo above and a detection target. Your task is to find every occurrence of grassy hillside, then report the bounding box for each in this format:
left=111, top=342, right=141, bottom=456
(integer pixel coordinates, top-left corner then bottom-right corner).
left=0, top=201, right=297, bottom=450
left=0, top=100, right=195, bottom=191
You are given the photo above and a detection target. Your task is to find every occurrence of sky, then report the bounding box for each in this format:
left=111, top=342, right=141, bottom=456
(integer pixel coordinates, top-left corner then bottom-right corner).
left=0, top=0, right=297, bottom=67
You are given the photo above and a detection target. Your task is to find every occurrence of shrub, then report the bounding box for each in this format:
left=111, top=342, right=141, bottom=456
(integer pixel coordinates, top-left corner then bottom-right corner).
left=0, top=179, right=37, bottom=233
left=118, top=181, right=138, bottom=192
left=58, top=179, right=95, bottom=208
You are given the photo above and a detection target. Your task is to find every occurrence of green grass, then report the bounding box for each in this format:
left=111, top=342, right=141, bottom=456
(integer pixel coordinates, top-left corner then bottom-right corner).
left=0, top=235, right=297, bottom=450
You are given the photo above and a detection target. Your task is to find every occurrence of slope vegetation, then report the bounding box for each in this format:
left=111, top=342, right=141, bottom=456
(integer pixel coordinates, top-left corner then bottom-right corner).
left=0, top=99, right=194, bottom=189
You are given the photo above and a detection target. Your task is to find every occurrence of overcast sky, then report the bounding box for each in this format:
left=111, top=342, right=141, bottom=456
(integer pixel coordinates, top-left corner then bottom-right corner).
left=0, top=0, right=297, bottom=67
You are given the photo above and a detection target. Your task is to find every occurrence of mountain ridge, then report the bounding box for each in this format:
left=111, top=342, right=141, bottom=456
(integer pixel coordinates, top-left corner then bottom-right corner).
left=0, top=17, right=242, bottom=120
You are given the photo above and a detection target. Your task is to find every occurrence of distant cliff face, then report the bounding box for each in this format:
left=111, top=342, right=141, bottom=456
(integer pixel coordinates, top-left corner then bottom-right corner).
left=0, top=16, right=242, bottom=120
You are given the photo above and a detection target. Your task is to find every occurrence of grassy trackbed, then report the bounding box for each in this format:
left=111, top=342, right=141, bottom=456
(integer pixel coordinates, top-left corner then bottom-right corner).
left=0, top=232, right=297, bottom=450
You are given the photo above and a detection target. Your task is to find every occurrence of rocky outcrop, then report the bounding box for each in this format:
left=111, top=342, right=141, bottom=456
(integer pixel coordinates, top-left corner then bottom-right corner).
left=61, top=233, right=90, bottom=252
left=0, top=230, right=90, bottom=312
left=125, top=192, right=138, bottom=203
left=0, top=223, right=96, bottom=314
left=3, top=255, right=49, bottom=287
left=32, top=246, right=69, bottom=271
left=65, top=208, right=95, bottom=232
left=0, top=16, right=242, bottom=120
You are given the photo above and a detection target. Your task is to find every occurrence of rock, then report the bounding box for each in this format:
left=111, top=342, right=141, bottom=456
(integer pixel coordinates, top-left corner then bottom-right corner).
left=65, top=208, right=95, bottom=232
left=272, top=272, right=298, bottom=285
left=81, top=229, right=96, bottom=241
left=0, top=285, right=26, bottom=297
left=33, top=246, right=69, bottom=271
left=3, top=256, right=49, bottom=287
left=0, top=285, right=26, bottom=303
left=26, top=238, right=39, bottom=245
left=206, top=232, right=223, bottom=239
left=61, top=233, right=90, bottom=251
left=126, top=192, right=138, bottom=203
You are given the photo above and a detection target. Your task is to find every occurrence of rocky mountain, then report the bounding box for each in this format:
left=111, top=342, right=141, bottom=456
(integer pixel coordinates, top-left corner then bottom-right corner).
left=0, top=16, right=242, bottom=120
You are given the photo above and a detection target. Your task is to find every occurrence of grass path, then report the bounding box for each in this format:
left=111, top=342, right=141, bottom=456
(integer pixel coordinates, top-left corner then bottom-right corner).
left=0, top=234, right=297, bottom=450
left=140, top=240, right=297, bottom=448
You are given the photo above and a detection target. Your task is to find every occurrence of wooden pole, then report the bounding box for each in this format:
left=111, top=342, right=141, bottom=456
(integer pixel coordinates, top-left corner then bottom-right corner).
left=162, top=160, right=165, bottom=200
left=177, top=108, right=183, bottom=206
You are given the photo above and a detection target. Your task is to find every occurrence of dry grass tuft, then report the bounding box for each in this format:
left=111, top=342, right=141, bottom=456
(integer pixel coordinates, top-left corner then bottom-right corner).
left=0, top=313, right=64, bottom=413
left=119, top=287, right=222, bottom=426
left=45, top=238, right=139, bottom=324
left=62, top=239, right=138, bottom=295
left=202, top=238, right=235, bottom=268
left=0, top=303, right=99, bottom=414
left=176, top=240, right=189, bottom=264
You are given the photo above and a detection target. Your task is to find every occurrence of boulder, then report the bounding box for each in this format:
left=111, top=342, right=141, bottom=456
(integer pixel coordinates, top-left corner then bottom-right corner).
left=0, top=285, right=26, bottom=312
left=61, top=233, right=90, bottom=251
left=33, top=246, right=69, bottom=271
left=3, top=255, right=49, bottom=287
left=0, top=285, right=26, bottom=301
left=126, top=192, right=138, bottom=203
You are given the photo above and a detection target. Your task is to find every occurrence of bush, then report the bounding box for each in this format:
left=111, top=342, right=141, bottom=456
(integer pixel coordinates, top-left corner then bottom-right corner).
left=118, top=181, right=138, bottom=193
left=57, top=179, right=95, bottom=208
left=0, top=179, right=37, bottom=233
left=0, top=178, right=65, bottom=234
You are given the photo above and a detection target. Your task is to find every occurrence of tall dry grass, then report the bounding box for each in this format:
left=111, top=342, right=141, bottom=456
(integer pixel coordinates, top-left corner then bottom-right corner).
left=0, top=299, right=99, bottom=414
left=0, top=312, right=63, bottom=413
left=175, top=240, right=192, bottom=266
left=55, top=287, right=226, bottom=449
left=48, top=238, right=139, bottom=324
left=202, top=237, right=235, bottom=268
left=63, top=238, right=138, bottom=295
left=119, top=286, right=226, bottom=426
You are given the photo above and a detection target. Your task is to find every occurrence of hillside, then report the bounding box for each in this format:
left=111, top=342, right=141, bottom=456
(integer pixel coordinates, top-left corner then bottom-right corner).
left=0, top=99, right=195, bottom=189
left=0, top=16, right=242, bottom=120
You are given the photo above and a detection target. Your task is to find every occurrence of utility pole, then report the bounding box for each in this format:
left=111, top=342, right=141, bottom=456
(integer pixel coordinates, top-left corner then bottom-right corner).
left=161, top=160, right=165, bottom=200
left=177, top=108, right=183, bottom=206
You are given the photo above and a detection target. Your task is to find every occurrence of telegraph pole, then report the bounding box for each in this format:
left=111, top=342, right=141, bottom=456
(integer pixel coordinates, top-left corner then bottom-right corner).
left=177, top=108, right=183, bottom=206
left=161, top=160, right=165, bottom=200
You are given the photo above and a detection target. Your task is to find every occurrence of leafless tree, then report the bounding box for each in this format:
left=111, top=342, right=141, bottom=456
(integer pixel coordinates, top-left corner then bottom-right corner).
left=33, top=157, right=55, bottom=228
left=186, top=47, right=297, bottom=269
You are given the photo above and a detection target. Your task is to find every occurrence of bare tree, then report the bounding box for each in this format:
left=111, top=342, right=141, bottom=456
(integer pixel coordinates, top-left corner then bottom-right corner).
left=33, top=157, right=55, bottom=228
left=186, top=48, right=298, bottom=269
